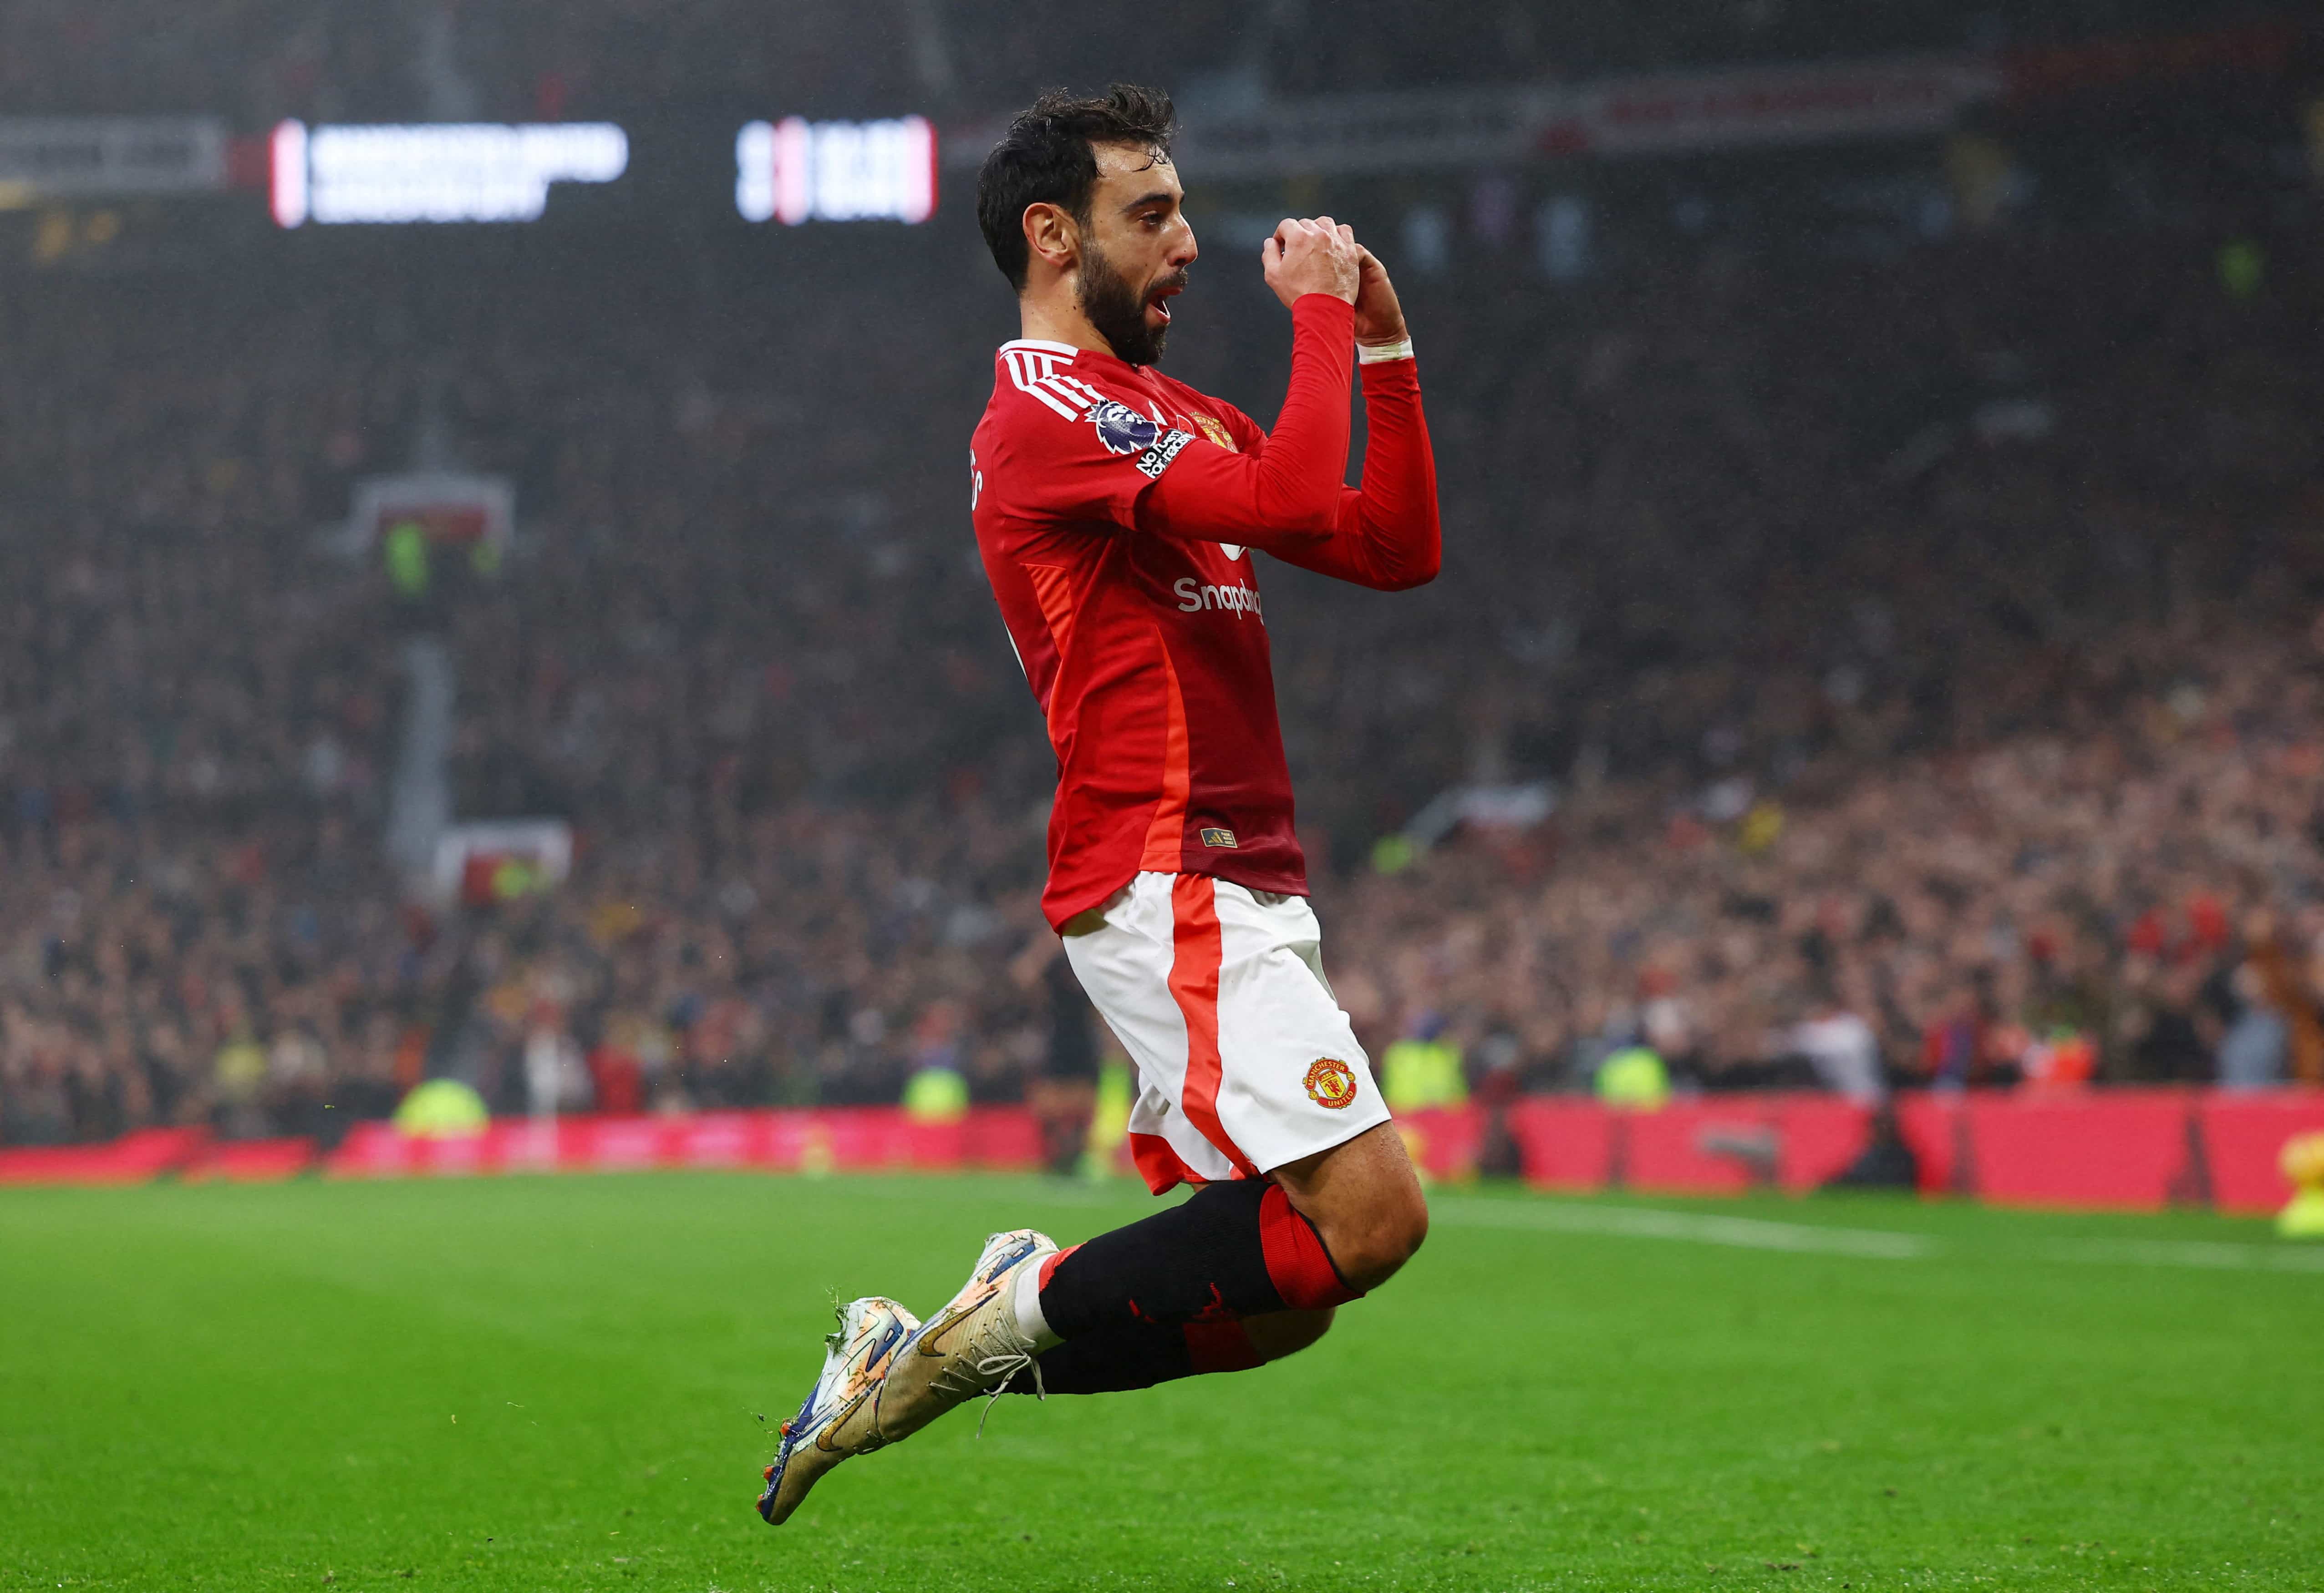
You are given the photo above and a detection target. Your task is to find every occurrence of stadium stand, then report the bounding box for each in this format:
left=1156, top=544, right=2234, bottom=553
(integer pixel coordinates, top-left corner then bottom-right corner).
left=0, top=0, right=2281, bottom=119
left=1, top=44, right=2321, bottom=1147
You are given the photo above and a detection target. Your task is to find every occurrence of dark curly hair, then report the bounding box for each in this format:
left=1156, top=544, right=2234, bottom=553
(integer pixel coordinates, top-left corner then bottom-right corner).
left=976, top=84, right=1178, bottom=292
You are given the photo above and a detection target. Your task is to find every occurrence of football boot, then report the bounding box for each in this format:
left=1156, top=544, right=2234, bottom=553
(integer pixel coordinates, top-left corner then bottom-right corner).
left=870, top=1228, right=1059, bottom=1443
left=757, top=1294, right=919, bottom=1526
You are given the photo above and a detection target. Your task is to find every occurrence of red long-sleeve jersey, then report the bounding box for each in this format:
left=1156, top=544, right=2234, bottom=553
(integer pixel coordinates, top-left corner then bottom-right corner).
left=971, top=293, right=1440, bottom=930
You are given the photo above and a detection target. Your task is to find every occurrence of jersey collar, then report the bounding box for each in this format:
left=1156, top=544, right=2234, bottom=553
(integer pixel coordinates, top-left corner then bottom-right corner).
left=996, top=338, right=1163, bottom=392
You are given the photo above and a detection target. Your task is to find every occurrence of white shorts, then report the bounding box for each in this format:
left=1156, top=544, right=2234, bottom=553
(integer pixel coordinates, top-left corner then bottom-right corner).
left=1062, top=871, right=1389, bottom=1193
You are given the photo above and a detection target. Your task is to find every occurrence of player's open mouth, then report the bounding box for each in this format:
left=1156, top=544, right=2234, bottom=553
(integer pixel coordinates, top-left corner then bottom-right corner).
left=1148, top=285, right=1180, bottom=324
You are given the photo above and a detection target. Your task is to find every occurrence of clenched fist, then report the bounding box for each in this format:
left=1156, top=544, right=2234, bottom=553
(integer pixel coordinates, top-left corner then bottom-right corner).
left=1261, top=215, right=1361, bottom=310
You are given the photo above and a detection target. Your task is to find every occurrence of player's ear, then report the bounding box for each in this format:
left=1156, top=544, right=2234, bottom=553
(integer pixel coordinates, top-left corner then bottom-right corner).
left=1022, top=202, right=1081, bottom=278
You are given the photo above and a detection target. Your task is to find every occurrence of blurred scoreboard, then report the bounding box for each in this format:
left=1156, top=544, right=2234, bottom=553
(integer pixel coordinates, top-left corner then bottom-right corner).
left=270, top=120, right=627, bottom=226
left=733, top=117, right=937, bottom=224
left=258, top=116, right=937, bottom=228
left=270, top=120, right=629, bottom=226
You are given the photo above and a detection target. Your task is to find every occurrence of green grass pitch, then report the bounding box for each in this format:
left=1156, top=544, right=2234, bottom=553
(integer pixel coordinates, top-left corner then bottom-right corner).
left=2, top=1172, right=2318, bottom=1591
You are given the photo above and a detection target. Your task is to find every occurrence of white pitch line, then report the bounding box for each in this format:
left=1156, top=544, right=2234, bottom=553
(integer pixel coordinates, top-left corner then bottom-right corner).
left=2036, top=1238, right=2324, bottom=1274
left=819, top=1172, right=2323, bottom=1270
left=1427, top=1197, right=1936, bottom=1259
left=1430, top=1197, right=2324, bottom=1274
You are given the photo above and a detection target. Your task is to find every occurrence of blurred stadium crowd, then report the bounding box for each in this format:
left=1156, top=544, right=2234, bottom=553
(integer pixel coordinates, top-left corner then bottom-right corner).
left=2, top=19, right=2322, bottom=1145
left=0, top=0, right=2263, bottom=120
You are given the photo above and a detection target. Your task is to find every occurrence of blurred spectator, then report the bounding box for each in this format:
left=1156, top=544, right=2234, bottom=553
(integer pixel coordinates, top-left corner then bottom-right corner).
left=3, top=116, right=2324, bottom=1147
left=2217, top=963, right=2290, bottom=1090
left=1782, top=998, right=1884, bottom=1105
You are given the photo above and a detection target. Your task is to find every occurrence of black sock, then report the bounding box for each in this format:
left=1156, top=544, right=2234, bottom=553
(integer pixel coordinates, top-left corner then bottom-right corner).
left=1001, top=1317, right=1264, bottom=1395
left=1034, top=1178, right=1354, bottom=1340
left=1002, top=1322, right=1189, bottom=1394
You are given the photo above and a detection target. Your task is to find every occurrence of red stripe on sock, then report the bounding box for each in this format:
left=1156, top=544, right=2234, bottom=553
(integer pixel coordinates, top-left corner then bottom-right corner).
left=1183, top=1319, right=1263, bottom=1375
left=1167, top=875, right=1260, bottom=1178
left=1257, top=1185, right=1359, bottom=1310
left=1037, top=1243, right=1080, bottom=1292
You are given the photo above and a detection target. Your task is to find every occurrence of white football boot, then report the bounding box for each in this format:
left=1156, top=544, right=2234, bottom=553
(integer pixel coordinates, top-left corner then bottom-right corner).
left=870, top=1228, right=1059, bottom=1443
left=757, top=1294, right=920, bottom=1526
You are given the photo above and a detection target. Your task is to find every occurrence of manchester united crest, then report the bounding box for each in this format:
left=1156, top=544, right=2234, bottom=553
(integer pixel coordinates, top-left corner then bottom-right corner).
left=1304, top=1058, right=1358, bottom=1110
left=1188, top=412, right=1237, bottom=452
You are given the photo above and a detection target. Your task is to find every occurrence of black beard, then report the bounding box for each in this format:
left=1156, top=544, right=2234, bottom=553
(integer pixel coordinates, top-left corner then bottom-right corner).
left=1079, top=243, right=1172, bottom=366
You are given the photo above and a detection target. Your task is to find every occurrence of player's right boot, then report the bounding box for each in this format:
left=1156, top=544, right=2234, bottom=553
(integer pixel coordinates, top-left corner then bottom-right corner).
left=871, top=1228, right=1058, bottom=1443
left=757, top=1294, right=920, bottom=1526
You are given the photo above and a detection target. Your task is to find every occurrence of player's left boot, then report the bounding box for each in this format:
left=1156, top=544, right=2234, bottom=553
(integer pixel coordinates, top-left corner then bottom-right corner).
left=870, top=1228, right=1058, bottom=1443
left=757, top=1294, right=920, bottom=1526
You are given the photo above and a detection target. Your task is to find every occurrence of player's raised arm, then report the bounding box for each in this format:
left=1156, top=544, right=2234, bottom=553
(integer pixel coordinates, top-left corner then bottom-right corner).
left=1260, top=239, right=1441, bottom=592
left=1133, top=217, right=1363, bottom=544
left=1136, top=225, right=1440, bottom=590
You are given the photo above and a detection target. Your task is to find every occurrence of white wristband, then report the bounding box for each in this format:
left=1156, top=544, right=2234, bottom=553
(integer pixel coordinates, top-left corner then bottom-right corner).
left=1357, top=336, right=1414, bottom=364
